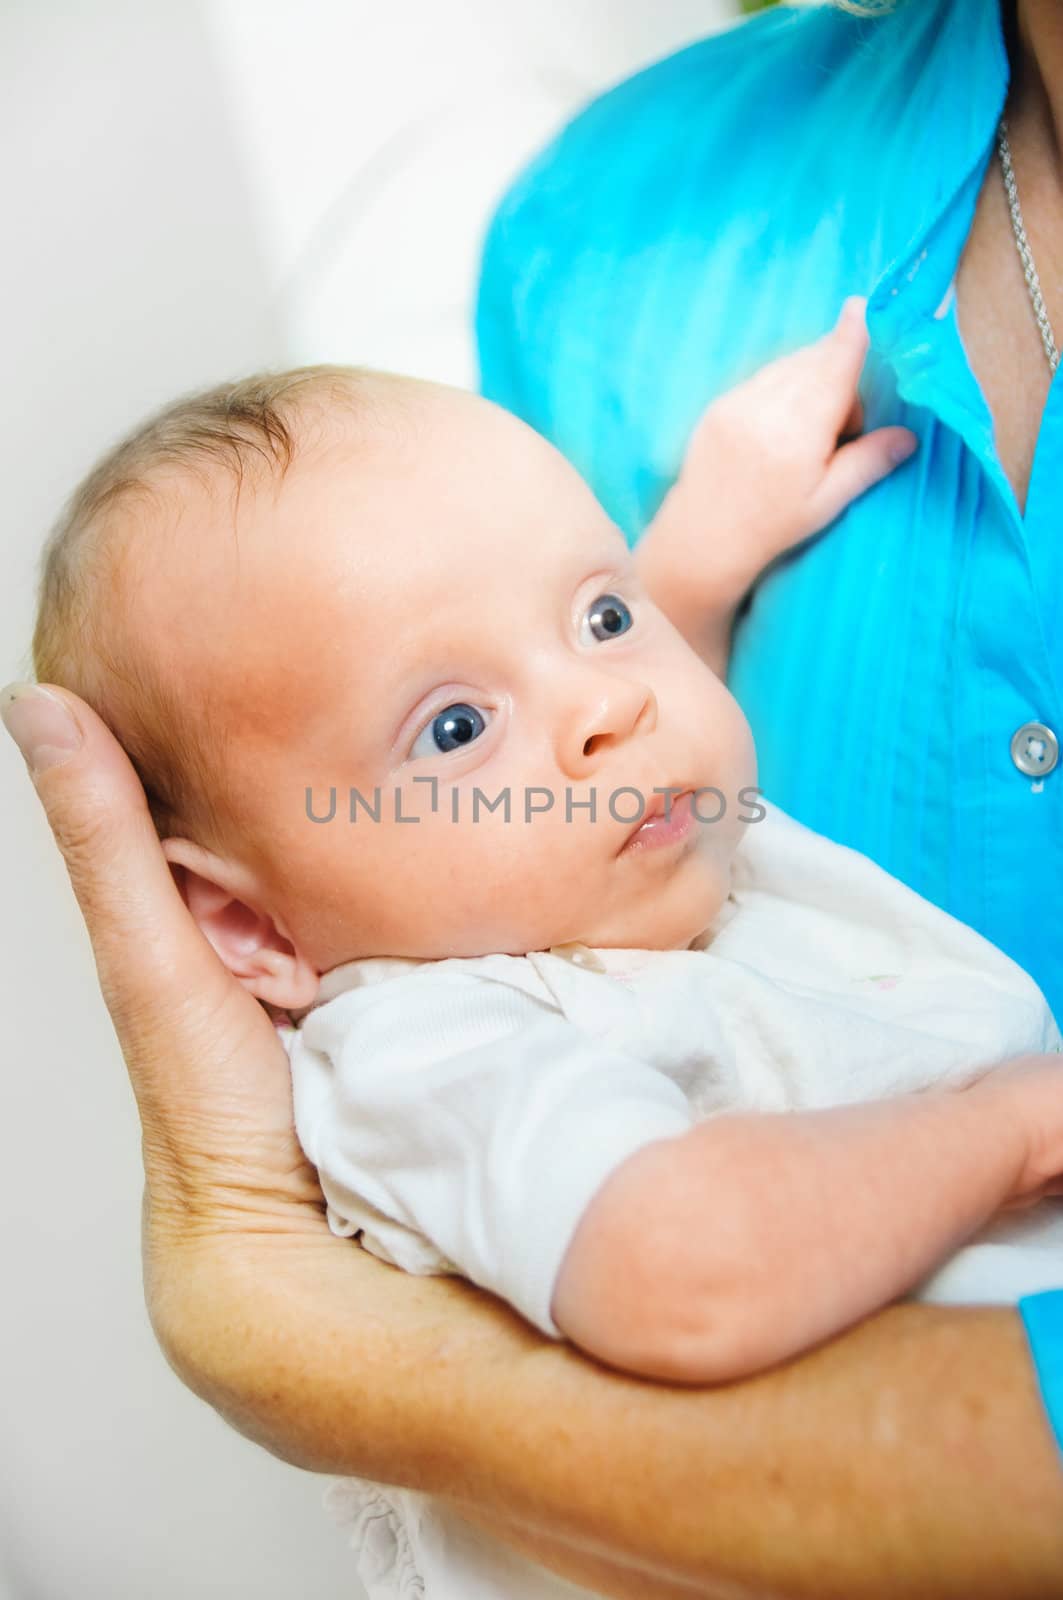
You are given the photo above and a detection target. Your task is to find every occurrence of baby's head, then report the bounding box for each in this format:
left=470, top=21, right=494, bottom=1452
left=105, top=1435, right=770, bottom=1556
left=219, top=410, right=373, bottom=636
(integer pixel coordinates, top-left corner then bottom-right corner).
left=34, top=367, right=756, bottom=1007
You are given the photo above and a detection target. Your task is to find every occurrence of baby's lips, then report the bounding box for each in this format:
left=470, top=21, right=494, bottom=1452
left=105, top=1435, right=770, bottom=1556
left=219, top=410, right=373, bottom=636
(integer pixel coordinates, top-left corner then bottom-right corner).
left=618, top=787, right=695, bottom=853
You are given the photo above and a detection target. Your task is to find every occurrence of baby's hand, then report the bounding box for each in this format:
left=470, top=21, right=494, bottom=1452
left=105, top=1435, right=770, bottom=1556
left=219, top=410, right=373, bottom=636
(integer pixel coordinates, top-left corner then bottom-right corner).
left=971, top=1053, right=1063, bottom=1212
left=681, top=297, right=915, bottom=569
left=636, top=299, right=916, bottom=673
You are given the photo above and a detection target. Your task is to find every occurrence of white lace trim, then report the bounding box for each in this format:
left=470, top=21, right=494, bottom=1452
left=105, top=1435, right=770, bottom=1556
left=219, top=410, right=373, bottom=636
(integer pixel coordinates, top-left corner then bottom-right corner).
left=324, top=1477, right=425, bottom=1599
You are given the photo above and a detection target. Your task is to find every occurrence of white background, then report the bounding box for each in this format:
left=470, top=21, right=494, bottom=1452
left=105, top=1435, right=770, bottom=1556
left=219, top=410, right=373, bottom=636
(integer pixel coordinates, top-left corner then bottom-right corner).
left=0, top=3, right=736, bottom=1595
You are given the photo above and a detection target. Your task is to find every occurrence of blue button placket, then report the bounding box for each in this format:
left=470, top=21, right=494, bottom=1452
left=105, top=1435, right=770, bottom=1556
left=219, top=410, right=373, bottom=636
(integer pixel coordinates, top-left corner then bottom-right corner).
left=1021, top=369, right=1063, bottom=753
left=862, top=33, right=1062, bottom=1009
left=868, top=97, right=1062, bottom=716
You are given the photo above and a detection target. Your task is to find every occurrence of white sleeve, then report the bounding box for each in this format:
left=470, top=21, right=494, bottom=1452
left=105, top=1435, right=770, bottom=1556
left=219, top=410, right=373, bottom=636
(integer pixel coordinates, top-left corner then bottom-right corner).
left=286, top=964, right=694, bottom=1338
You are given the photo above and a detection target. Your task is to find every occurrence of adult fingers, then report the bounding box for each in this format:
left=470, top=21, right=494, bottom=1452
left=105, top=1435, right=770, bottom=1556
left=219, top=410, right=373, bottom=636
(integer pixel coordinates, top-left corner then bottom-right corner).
left=1, top=682, right=281, bottom=1143
left=805, top=426, right=918, bottom=530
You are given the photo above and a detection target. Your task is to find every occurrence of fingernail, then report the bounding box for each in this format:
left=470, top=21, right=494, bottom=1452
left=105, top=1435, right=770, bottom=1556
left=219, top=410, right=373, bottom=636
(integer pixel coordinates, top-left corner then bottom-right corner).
left=0, top=682, right=83, bottom=776
left=890, top=435, right=918, bottom=464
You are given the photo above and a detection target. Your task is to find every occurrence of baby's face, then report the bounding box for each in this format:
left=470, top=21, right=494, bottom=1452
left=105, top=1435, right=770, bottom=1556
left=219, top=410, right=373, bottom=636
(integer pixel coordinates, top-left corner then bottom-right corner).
left=153, top=386, right=757, bottom=972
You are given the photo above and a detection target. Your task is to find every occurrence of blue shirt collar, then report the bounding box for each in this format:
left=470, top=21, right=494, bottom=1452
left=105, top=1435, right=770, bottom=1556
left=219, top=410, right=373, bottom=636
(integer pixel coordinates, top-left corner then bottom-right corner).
left=869, top=0, right=1009, bottom=329
left=868, top=0, right=1012, bottom=478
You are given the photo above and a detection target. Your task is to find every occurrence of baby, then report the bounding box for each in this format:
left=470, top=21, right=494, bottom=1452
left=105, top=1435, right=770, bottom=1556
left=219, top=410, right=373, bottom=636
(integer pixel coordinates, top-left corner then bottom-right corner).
left=33, top=302, right=1063, bottom=1600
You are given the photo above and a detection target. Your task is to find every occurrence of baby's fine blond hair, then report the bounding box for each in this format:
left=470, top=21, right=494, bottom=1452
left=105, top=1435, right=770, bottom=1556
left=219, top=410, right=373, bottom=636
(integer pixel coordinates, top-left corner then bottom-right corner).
left=32, top=364, right=408, bottom=847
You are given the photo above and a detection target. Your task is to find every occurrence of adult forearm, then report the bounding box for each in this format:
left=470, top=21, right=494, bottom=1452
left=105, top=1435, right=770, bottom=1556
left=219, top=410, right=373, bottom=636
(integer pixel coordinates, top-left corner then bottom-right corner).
left=153, top=1233, right=1063, bottom=1600
left=446, top=1305, right=1063, bottom=1600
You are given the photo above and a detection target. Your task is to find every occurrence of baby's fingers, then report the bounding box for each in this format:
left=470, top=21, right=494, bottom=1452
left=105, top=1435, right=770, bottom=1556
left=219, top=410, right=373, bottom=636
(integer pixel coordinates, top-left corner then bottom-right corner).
left=798, top=296, right=872, bottom=426
left=822, top=295, right=871, bottom=378
left=806, top=426, right=918, bottom=531
left=840, top=394, right=864, bottom=440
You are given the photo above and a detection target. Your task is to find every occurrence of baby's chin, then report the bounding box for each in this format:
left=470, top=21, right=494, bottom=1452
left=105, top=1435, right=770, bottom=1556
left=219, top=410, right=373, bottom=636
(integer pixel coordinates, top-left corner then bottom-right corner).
left=528, top=880, right=732, bottom=956
left=572, top=909, right=721, bottom=954
left=578, top=857, right=734, bottom=953
left=377, top=898, right=722, bottom=961
left=321, top=847, right=735, bottom=964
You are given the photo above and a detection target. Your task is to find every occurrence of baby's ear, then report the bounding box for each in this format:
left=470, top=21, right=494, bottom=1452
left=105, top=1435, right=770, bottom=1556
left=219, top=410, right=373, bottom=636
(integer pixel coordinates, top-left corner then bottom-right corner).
left=161, top=836, right=319, bottom=1010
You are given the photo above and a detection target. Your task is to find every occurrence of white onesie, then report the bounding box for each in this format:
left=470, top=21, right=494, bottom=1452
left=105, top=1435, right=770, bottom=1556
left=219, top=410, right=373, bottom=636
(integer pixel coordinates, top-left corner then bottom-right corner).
left=281, top=798, right=1063, bottom=1600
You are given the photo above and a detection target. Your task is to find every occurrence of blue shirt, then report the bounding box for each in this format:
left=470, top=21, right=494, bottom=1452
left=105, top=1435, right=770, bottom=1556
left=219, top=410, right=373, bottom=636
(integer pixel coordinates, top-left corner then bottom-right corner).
left=475, top=0, right=1063, bottom=1457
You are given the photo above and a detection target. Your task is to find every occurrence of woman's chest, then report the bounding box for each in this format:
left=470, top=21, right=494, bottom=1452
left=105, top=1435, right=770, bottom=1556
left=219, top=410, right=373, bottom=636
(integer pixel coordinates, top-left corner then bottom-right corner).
left=954, top=131, right=1058, bottom=513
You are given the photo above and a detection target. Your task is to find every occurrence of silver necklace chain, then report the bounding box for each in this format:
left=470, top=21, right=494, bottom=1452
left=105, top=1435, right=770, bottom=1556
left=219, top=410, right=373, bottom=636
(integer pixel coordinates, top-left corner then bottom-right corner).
left=997, top=115, right=1060, bottom=376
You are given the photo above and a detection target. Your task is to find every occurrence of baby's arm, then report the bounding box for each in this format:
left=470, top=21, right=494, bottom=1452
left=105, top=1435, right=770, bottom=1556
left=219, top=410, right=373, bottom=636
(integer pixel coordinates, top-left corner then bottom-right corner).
left=552, top=1055, right=1063, bottom=1384
left=634, top=298, right=917, bottom=678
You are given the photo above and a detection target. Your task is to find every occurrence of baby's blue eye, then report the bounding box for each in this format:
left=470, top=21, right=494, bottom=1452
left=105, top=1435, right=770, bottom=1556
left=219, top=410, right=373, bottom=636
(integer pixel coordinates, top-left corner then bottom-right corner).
left=583, top=593, right=633, bottom=644
left=411, top=702, right=488, bottom=758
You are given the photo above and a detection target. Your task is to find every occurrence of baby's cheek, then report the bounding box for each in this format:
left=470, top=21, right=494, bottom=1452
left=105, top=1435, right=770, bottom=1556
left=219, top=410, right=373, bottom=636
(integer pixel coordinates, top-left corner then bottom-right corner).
left=412, top=812, right=547, bottom=950
left=461, top=817, right=596, bottom=950
left=707, top=683, right=757, bottom=795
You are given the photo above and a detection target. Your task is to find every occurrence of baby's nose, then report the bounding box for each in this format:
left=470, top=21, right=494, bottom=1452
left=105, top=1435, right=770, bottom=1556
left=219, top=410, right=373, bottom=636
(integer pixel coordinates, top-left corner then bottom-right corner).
left=562, top=676, right=657, bottom=776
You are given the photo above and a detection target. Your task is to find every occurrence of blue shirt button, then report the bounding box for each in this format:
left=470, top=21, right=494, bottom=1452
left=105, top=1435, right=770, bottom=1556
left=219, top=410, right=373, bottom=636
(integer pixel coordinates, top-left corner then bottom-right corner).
left=1010, top=722, right=1059, bottom=777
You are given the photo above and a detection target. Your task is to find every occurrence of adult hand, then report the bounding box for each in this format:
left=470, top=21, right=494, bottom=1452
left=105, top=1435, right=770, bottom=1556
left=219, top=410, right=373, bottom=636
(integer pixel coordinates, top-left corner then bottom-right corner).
left=0, top=684, right=323, bottom=1231
left=0, top=679, right=515, bottom=1484
left=0, top=683, right=335, bottom=1418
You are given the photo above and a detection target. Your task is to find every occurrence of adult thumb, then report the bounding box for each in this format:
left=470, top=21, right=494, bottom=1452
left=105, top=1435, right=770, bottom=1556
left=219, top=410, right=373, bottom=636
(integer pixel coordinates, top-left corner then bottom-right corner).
left=1, top=681, right=85, bottom=778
